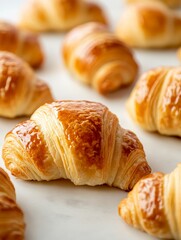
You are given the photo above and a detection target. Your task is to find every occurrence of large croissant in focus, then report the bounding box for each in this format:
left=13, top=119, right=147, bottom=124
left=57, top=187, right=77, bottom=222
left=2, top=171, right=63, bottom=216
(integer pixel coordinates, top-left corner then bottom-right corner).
left=125, top=0, right=181, bottom=8
left=0, top=51, right=53, bottom=118
left=18, top=0, right=107, bottom=32
left=63, top=22, right=138, bottom=94
left=127, top=66, right=181, bottom=137
left=116, top=2, right=181, bottom=48
left=0, top=167, right=25, bottom=239
left=0, top=21, right=43, bottom=68
left=2, top=100, right=151, bottom=191
left=119, top=164, right=181, bottom=239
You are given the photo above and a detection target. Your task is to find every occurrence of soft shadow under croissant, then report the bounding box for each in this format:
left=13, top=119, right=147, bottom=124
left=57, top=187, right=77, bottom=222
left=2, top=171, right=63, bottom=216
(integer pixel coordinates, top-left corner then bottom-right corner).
left=3, top=100, right=151, bottom=191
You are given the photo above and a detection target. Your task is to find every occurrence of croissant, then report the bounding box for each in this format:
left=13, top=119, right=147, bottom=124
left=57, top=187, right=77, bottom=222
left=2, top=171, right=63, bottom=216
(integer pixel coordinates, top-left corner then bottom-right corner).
left=62, top=22, right=138, bottom=94
left=0, top=167, right=25, bottom=239
left=127, top=66, right=181, bottom=137
left=125, top=0, right=181, bottom=8
left=18, top=0, right=107, bottom=32
left=2, top=100, right=151, bottom=190
left=116, top=2, right=181, bottom=48
left=0, top=21, right=43, bottom=68
left=0, top=51, right=53, bottom=118
left=118, top=164, right=181, bottom=239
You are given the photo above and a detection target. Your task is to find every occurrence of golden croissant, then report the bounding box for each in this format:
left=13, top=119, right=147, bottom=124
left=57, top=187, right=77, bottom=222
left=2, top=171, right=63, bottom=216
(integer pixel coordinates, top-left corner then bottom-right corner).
left=116, top=1, right=181, bottom=48
left=127, top=66, right=181, bottom=137
left=0, top=21, right=43, bottom=68
left=2, top=100, right=151, bottom=191
left=18, top=0, right=107, bottom=32
left=119, top=164, right=181, bottom=239
left=0, top=167, right=25, bottom=239
left=63, top=22, right=138, bottom=94
left=125, top=0, right=181, bottom=8
left=0, top=51, right=53, bottom=118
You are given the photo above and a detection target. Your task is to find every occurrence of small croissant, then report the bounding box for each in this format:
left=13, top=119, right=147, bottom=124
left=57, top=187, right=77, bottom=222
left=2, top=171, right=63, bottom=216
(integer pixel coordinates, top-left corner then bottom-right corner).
left=116, top=2, right=181, bottom=48
left=125, top=0, right=181, bottom=8
left=18, top=0, right=107, bottom=32
left=2, top=100, right=151, bottom=191
left=119, top=164, right=181, bottom=239
left=0, top=167, right=25, bottom=239
left=127, top=66, right=181, bottom=137
left=0, top=51, right=53, bottom=118
left=0, top=21, right=43, bottom=68
left=63, top=22, right=138, bottom=94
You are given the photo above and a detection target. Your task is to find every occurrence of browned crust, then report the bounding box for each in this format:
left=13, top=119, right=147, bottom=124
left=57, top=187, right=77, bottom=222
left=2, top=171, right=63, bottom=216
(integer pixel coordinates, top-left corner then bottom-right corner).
left=12, top=120, right=49, bottom=172
left=51, top=100, right=106, bottom=169
left=138, top=173, right=170, bottom=232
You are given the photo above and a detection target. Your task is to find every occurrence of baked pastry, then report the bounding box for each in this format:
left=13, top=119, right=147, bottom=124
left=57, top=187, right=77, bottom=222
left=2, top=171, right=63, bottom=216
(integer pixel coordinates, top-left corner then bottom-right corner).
left=63, top=22, right=138, bottom=94
left=116, top=2, right=181, bottom=48
left=0, top=51, right=53, bottom=118
left=118, top=164, right=181, bottom=239
left=18, top=0, right=107, bottom=32
left=0, top=167, right=25, bottom=239
left=2, top=100, right=151, bottom=191
left=0, top=21, right=43, bottom=68
left=125, top=0, right=181, bottom=8
left=127, top=66, right=181, bottom=137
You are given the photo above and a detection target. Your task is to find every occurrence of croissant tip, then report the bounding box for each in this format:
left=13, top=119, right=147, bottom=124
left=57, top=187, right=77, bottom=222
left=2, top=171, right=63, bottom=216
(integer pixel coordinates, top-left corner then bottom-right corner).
left=118, top=199, right=130, bottom=223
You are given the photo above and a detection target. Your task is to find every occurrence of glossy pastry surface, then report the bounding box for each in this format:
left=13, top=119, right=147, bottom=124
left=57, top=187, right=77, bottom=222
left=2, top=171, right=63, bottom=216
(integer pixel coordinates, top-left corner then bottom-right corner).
left=3, top=100, right=151, bottom=191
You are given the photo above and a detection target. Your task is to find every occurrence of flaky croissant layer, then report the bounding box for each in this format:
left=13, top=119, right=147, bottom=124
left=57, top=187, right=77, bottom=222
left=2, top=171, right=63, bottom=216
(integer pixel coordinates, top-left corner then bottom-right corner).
left=0, top=168, right=25, bottom=239
left=0, top=51, right=53, bottom=118
left=3, top=100, right=151, bottom=191
left=127, top=66, right=181, bottom=137
left=119, top=164, right=181, bottom=239
left=63, top=22, right=138, bottom=94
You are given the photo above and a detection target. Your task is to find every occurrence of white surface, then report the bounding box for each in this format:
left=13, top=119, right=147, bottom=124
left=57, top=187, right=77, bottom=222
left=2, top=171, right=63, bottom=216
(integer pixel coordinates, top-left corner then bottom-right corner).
left=0, top=1, right=181, bottom=240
